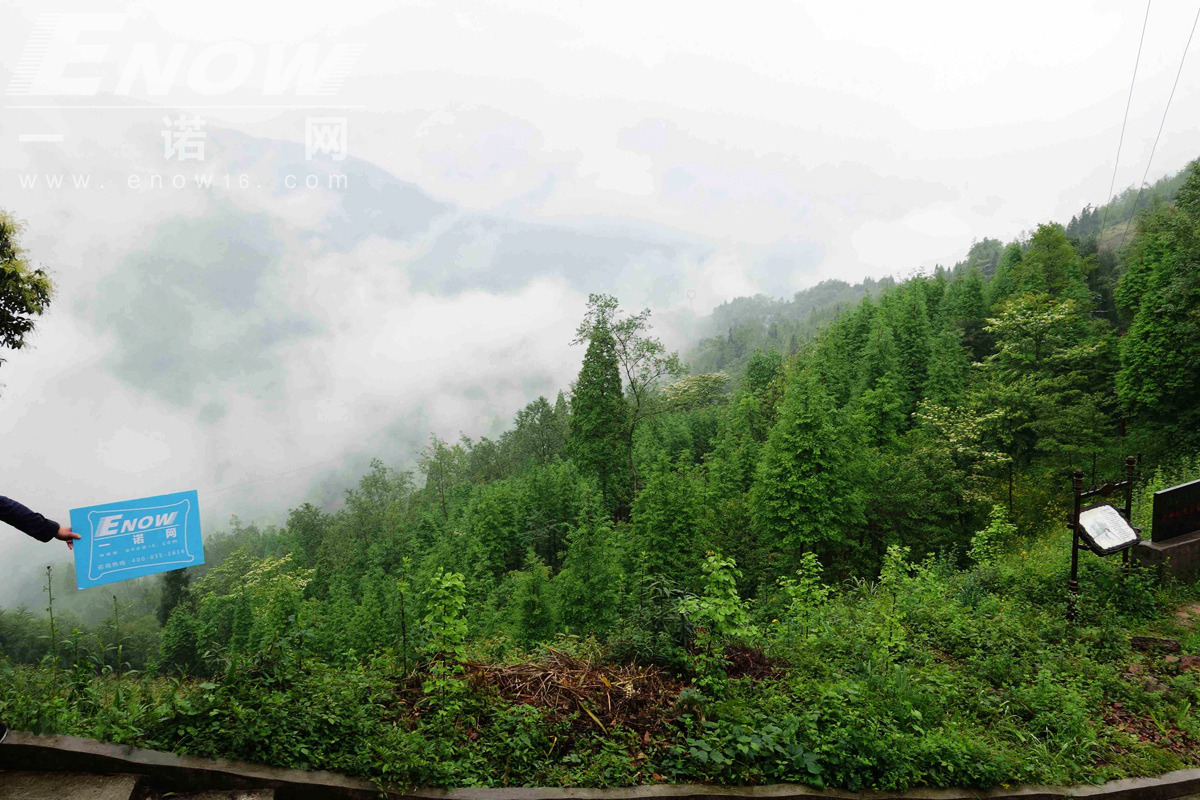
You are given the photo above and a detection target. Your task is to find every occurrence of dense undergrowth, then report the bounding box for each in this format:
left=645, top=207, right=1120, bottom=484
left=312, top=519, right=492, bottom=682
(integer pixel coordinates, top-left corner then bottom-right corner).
left=5, top=524, right=1200, bottom=791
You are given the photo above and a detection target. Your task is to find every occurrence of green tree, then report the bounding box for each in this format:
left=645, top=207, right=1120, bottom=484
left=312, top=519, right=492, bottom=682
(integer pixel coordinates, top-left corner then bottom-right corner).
left=735, top=348, right=784, bottom=442
left=463, top=480, right=523, bottom=577
left=854, top=319, right=907, bottom=448
left=969, top=505, right=1017, bottom=566
left=924, top=329, right=969, bottom=407
left=988, top=242, right=1023, bottom=311
left=700, top=411, right=767, bottom=592
left=555, top=499, right=621, bottom=636
left=813, top=298, right=875, bottom=406
left=157, top=568, right=192, bottom=626
left=919, top=271, right=948, bottom=328
left=518, top=459, right=583, bottom=571
left=750, top=369, right=867, bottom=570
left=677, top=552, right=757, bottom=642
left=568, top=314, right=631, bottom=515
left=1116, top=162, right=1200, bottom=444
left=159, top=606, right=202, bottom=674
left=960, top=238, right=1004, bottom=278
left=420, top=569, right=469, bottom=720
left=677, top=551, right=758, bottom=691
left=0, top=212, right=53, bottom=366
left=503, top=394, right=570, bottom=469
left=418, top=435, right=468, bottom=521
left=943, top=268, right=989, bottom=360
left=574, top=294, right=685, bottom=496
left=285, top=503, right=329, bottom=570
left=1015, top=224, right=1090, bottom=305
left=975, top=293, right=1110, bottom=473
left=885, top=286, right=933, bottom=414
left=662, top=372, right=730, bottom=411
left=509, top=549, right=558, bottom=647
left=631, top=454, right=704, bottom=588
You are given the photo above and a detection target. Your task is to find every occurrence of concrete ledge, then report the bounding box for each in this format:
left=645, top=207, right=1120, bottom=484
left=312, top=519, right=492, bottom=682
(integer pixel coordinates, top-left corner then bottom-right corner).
left=1136, top=529, right=1200, bottom=582
left=0, top=770, right=140, bottom=800
left=0, top=732, right=372, bottom=800
left=4, top=730, right=1200, bottom=800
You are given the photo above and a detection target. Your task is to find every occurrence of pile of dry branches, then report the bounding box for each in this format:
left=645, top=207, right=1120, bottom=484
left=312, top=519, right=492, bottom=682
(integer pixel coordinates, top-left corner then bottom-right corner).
left=464, top=649, right=682, bottom=734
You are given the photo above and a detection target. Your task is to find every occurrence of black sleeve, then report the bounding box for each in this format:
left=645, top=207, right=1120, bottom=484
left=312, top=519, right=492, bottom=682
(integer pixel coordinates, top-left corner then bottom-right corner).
left=0, top=496, right=60, bottom=542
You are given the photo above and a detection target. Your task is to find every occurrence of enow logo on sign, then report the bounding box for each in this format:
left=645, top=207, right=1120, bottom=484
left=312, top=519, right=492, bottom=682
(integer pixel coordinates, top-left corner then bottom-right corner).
left=96, top=509, right=180, bottom=536
left=71, top=490, right=204, bottom=589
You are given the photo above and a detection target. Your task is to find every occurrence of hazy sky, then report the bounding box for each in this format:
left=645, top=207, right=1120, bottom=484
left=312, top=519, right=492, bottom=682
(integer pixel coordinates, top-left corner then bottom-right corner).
left=1, top=0, right=1198, bottom=599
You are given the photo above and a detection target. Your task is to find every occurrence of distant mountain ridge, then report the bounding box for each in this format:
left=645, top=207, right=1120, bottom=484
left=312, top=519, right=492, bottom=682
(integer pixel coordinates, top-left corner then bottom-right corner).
left=688, top=158, right=1197, bottom=377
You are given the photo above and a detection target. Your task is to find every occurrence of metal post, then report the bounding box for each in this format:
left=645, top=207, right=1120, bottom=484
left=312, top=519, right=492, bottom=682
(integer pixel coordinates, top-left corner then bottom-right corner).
left=1124, top=455, right=1136, bottom=518
left=1125, top=455, right=1137, bottom=570
left=1068, top=468, right=1084, bottom=622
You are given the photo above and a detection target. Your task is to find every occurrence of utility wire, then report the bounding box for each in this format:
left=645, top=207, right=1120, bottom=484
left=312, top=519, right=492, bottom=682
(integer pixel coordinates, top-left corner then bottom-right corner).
left=1098, top=0, right=1152, bottom=243
left=1118, top=0, right=1200, bottom=249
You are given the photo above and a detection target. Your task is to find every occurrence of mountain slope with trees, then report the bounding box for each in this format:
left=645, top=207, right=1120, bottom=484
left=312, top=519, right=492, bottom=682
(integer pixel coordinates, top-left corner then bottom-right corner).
left=3, top=160, right=1200, bottom=791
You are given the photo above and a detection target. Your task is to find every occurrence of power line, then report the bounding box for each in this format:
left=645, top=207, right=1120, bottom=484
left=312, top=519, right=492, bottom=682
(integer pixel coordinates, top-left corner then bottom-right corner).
left=1118, top=1, right=1200, bottom=249
left=1098, top=0, right=1152, bottom=242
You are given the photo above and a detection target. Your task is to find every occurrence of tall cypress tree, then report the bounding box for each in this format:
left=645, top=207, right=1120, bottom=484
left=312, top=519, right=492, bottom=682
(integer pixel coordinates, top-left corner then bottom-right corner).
left=555, top=498, right=621, bottom=635
left=519, top=460, right=582, bottom=572
left=750, top=369, right=866, bottom=570
left=854, top=319, right=907, bottom=447
left=815, top=299, right=875, bottom=406
left=925, top=329, right=970, bottom=406
left=509, top=549, right=558, bottom=647
left=158, top=568, right=192, bottom=626
left=1016, top=224, right=1090, bottom=305
left=921, top=270, right=948, bottom=328
left=857, top=317, right=901, bottom=395
left=568, top=319, right=630, bottom=515
left=464, top=480, right=522, bottom=577
left=887, top=286, right=933, bottom=415
left=631, top=454, right=704, bottom=588
left=988, top=242, right=1023, bottom=311
left=738, top=348, right=784, bottom=442
left=944, top=269, right=989, bottom=361
left=1117, top=162, right=1200, bottom=443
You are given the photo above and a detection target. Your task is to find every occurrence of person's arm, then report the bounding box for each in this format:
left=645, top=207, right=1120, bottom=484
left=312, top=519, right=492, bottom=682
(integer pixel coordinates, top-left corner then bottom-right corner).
left=0, top=495, right=78, bottom=548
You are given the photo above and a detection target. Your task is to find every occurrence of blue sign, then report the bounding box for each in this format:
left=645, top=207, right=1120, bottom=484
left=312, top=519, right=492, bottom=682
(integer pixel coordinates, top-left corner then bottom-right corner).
left=70, top=490, right=204, bottom=589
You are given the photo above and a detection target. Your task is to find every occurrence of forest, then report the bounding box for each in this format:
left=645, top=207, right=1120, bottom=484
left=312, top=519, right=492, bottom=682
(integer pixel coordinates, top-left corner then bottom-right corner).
left=2, top=159, right=1200, bottom=791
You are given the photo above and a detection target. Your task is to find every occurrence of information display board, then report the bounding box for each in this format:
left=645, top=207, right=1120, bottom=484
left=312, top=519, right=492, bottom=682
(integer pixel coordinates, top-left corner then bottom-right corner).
left=1077, top=504, right=1140, bottom=556
left=70, top=490, right=203, bottom=589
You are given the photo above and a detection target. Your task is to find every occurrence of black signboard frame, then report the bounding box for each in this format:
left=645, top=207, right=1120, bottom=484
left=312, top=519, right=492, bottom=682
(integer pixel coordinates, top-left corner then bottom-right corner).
left=1152, top=478, right=1200, bottom=543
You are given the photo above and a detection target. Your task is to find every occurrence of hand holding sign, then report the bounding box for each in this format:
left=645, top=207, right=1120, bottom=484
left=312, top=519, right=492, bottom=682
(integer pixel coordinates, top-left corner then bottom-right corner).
left=55, top=525, right=81, bottom=550
left=70, top=490, right=204, bottom=590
